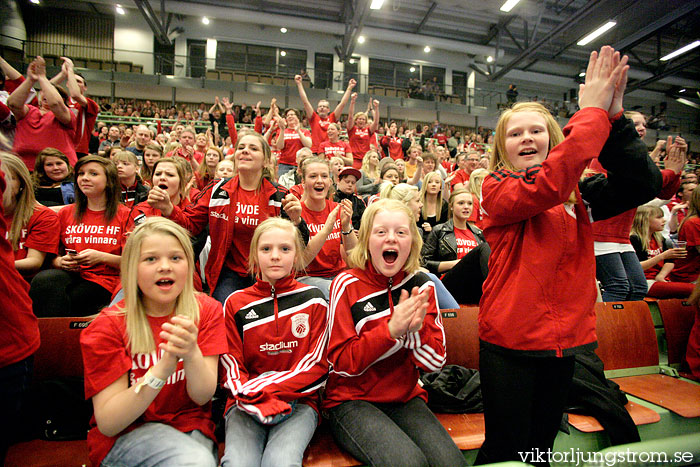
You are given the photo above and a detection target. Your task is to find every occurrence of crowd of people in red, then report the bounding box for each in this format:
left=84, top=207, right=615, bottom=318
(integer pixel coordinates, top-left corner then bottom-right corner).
left=0, top=46, right=698, bottom=466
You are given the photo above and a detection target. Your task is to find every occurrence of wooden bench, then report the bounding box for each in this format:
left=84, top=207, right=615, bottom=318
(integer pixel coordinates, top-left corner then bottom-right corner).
left=595, top=301, right=700, bottom=419
left=657, top=299, right=697, bottom=379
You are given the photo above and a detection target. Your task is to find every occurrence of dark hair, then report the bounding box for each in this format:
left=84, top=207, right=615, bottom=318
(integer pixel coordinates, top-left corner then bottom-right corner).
left=74, top=155, right=120, bottom=223
left=74, top=72, right=86, bottom=86
left=32, top=148, right=73, bottom=187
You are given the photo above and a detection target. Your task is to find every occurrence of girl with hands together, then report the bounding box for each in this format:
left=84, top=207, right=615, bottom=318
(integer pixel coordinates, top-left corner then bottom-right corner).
left=80, top=218, right=226, bottom=467
left=324, top=199, right=465, bottom=467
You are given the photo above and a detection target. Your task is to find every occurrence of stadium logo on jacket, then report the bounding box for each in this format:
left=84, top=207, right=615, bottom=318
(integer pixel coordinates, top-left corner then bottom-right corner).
left=291, top=313, right=310, bottom=338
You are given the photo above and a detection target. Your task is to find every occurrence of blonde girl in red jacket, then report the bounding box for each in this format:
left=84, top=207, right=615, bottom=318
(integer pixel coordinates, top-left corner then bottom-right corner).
left=477, top=46, right=661, bottom=464
left=221, top=217, right=328, bottom=467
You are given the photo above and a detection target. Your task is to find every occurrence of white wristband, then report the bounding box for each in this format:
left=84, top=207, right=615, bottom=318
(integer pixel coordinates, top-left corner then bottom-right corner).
left=134, top=368, right=166, bottom=394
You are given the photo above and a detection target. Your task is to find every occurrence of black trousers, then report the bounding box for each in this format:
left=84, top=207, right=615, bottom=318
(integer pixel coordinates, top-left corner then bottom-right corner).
left=30, top=269, right=112, bottom=317
left=441, top=243, right=490, bottom=304
left=475, top=343, right=575, bottom=466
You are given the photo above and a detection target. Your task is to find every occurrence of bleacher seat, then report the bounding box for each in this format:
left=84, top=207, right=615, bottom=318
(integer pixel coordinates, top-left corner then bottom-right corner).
left=657, top=299, right=696, bottom=373
left=132, top=64, right=143, bottom=73
left=594, top=301, right=700, bottom=418
left=206, top=69, right=220, bottom=80
left=115, top=61, right=132, bottom=72
left=219, top=70, right=233, bottom=81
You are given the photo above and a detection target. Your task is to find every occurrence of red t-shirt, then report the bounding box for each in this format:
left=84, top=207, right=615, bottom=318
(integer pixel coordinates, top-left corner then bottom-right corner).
left=435, top=133, right=447, bottom=146
left=467, top=196, right=483, bottom=228
left=0, top=166, right=39, bottom=368
left=670, top=217, right=700, bottom=282
left=381, top=135, right=404, bottom=160
left=277, top=128, right=312, bottom=166
left=450, top=169, right=470, bottom=189
left=309, top=112, right=336, bottom=153
left=13, top=105, right=78, bottom=169
left=645, top=236, right=664, bottom=279
left=301, top=199, right=346, bottom=277
left=454, top=227, right=478, bottom=259
left=58, top=204, right=132, bottom=293
left=318, top=140, right=351, bottom=160
left=70, top=97, right=99, bottom=154
left=166, top=147, right=204, bottom=164
left=348, top=126, right=375, bottom=168
left=5, top=204, right=59, bottom=261
left=442, top=160, right=454, bottom=173
left=80, top=294, right=227, bottom=467
left=224, top=187, right=270, bottom=275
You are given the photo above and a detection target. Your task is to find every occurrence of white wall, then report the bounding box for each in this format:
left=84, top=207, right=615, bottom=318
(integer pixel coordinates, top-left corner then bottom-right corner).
left=114, top=11, right=153, bottom=74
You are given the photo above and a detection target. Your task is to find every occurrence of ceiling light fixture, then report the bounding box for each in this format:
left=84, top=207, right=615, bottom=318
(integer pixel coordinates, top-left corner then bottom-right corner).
left=370, top=0, right=385, bottom=9
left=358, top=36, right=365, bottom=44
left=577, top=21, right=617, bottom=46
left=349, top=58, right=355, bottom=64
left=115, top=4, right=125, bottom=15
left=29, top=0, right=40, bottom=4
left=500, top=0, right=521, bottom=12
left=676, top=98, right=700, bottom=110
left=424, top=46, right=431, bottom=53
left=410, top=66, right=416, bottom=72
left=579, top=72, right=586, bottom=77
left=660, top=40, right=700, bottom=61
left=680, top=88, right=687, bottom=93
left=202, top=17, right=210, bottom=25
left=487, top=56, right=494, bottom=63
left=280, top=27, right=287, bottom=33
left=280, top=51, right=287, bottom=57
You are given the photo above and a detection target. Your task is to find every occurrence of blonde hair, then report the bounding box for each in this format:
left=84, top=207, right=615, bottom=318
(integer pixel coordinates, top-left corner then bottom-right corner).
left=380, top=182, right=419, bottom=207
left=198, top=146, right=224, bottom=181
left=247, top=217, right=305, bottom=277
left=353, top=112, right=368, bottom=125
left=119, top=217, right=199, bottom=354
left=467, top=168, right=489, bottom=197
left=1, top=153, right=37, bottom=250
left=448, top=188, right=472, bottom=219
left=348, top=199, right=422, bottom=274
left=235, top=131, right=274, bottom=185
left=301, top=157, right=333, bottom=200
left=152, top=158, right=188, bottom=202
left=632, top=205, right=664, bottom=251
left=361, top=150, right=380, bottom=179
left=491, top=102, right=573, bottom=203
left=490, top=102, right=564, bottom=172
left=418, top=171, right=445, bottom=223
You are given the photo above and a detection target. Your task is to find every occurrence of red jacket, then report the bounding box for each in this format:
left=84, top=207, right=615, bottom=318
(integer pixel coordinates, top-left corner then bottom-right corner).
left=221, top=275, right=328, bottom=420
left=167, top=176, right=308, bottom=293
left=479, top=108, right=660, bottom=356
left=589, top=159, right=680, bottom=244
left=323, top=264, right=445, bottom=409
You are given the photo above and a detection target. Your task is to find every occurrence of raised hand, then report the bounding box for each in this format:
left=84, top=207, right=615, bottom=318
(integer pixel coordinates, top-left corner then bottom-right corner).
left=387, top=287, right=430, bottom=338
left=159, top=316, right=200, bottom=361
left=578, top=46, right=629, bottom=112
left=348, top=78, right=357, bottom=89
left=222, top=97, right=234, bottom=111
left=147, top=185, right=174, bottom=216
left=664, top=136, right=687, bottom=174
left=281, top=193, right=302, bottom=224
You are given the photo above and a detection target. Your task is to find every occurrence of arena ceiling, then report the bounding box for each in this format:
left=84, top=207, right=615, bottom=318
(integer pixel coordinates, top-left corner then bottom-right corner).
left=35, top=0, right=700, bottom=101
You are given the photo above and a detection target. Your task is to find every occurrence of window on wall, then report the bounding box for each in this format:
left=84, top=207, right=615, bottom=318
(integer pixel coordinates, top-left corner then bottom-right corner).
left=154, top=38, right=175, bottom=75
left=187, top=39, right=206, bottom=78
left=368, top=59, right=417, bottom=88
left=422, top=66, right=445, bottom=91
left=452, top=71, right=467, bottom=99
left=343, top=56, right=360, bottom=86
left=216, top=42, right=307, bottom=75
left=315, top=53, right=333, bottom=89
left=278, top=48, right=307, bottom=77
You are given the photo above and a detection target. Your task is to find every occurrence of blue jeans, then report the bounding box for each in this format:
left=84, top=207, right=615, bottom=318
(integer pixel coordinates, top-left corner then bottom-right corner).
left=426, top=272, right=460, bottom=309
left=222, top=403, right=318, bottom=467
left=596, top=251, right=648, bottom=302
left=328, top=398, right=466, bottom=467
left=296, top=276, right=333, bottom=301
left=278, top=163, right=296, bottom=178
left=212, top=266, right=255, bottom=305
left=101, top=423, right=217, bottom=467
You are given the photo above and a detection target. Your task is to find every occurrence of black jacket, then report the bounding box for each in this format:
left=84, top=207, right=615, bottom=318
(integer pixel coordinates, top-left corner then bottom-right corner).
left=334, top=190, right=366, bottom=231
left=421, top=219, right=486, bottom=274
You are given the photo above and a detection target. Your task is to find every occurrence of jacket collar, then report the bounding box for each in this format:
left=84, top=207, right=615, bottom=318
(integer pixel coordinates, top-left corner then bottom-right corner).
left=252, top=273, right=296, bottom=295
left=360, top=259, right=407, bottom=289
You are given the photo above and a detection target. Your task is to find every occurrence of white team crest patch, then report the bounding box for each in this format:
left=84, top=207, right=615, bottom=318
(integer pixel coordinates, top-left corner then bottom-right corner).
left=291, top=313, right=310, bottom=338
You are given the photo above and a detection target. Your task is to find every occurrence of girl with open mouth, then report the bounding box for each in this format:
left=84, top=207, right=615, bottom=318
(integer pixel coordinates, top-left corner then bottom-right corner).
left=324, top=199, right=466, bottom=467
left=296, top=157, right=357, bottom=300
left=80, top=217, right=226, bottom=467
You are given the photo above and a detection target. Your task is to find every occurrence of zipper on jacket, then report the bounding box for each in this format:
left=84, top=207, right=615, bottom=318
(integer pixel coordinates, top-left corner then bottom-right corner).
left=387, top=277, right=394, bottom=315
left=271, top=285, right=279, bottom=336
